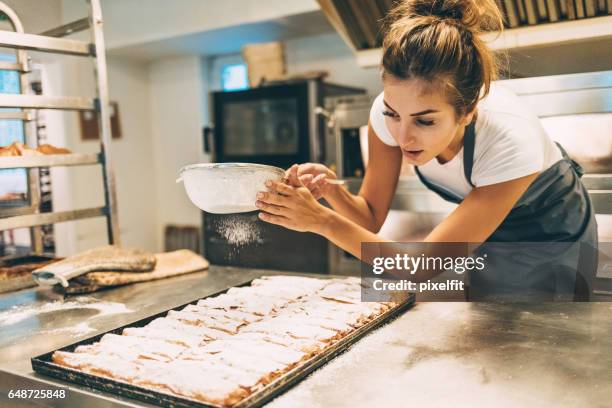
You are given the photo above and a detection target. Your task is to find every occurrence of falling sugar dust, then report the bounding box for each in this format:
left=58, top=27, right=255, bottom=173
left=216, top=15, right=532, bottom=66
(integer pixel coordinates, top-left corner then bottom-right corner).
left=212, top=213, right=263, bottom=259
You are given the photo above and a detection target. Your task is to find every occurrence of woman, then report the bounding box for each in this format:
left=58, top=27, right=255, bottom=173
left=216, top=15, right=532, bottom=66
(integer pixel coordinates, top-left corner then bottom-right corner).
left=255, top=0, right=598, bottom=300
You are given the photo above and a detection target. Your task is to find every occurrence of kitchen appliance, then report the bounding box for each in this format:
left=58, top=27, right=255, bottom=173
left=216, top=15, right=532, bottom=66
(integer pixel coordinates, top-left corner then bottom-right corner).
left=202, top=80, right=364, bottom=274
left=208, top=79, right=364, bottom=169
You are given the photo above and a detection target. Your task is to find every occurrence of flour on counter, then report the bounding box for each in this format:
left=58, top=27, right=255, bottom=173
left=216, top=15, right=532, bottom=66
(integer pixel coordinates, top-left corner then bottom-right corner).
left=0, top=297, right=132, bottom=327
left=43, top=321, right=96, bottom=337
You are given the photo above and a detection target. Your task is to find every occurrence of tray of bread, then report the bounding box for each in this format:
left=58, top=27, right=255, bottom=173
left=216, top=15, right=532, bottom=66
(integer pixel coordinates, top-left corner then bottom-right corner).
left=31, top=275, right=415, bottom=407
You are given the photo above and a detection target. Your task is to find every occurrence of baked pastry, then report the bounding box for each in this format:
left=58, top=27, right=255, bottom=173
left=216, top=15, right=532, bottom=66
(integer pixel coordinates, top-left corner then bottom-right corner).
left=52, top=276, right=393, bottom=407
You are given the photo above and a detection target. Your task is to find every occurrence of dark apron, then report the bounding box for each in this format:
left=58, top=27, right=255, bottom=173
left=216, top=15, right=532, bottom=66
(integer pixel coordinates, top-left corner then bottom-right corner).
left=415, top=122, right=599, bottom=301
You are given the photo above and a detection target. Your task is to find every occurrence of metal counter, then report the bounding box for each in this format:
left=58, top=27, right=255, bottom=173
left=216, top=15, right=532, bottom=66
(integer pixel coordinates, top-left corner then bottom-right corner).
left=1, top=267, right=611, bottom=408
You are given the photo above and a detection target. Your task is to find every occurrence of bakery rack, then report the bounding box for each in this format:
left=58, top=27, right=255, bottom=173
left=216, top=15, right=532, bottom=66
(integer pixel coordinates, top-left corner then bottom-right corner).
left=0, top=0, right=120, bottom=254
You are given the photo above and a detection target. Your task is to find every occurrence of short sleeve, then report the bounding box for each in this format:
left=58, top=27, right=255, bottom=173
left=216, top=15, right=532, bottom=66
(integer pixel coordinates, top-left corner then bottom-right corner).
left=472, top=114, right=544, bottom=187
left=369, top=92, right=399, bottom=147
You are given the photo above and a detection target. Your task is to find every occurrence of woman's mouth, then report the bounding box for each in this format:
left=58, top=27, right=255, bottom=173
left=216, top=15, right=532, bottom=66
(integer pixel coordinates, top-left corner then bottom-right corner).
left=402, top=149, right=424, bottom=161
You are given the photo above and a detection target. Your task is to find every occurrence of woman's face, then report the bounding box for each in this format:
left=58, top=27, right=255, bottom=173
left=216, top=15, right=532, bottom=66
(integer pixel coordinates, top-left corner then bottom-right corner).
left=382, top=77, right=471, bottom=165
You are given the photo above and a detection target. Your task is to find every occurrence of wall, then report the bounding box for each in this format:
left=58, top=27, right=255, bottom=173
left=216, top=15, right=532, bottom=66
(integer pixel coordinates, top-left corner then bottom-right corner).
left=62, top=0, right=319, bottom=49
left=209, top=33, right=383, bottom=95
left=285, top=33, right=382, bottom=96
left=42, top=55, right=158, bottom=255
left=149, top=56, right=206, bottom=251
left=0, top=0, right=62, bottom=33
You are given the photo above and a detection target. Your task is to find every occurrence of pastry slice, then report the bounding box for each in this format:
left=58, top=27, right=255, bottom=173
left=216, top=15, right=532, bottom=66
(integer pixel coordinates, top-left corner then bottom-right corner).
left=166, top=310, right=244, bottom=334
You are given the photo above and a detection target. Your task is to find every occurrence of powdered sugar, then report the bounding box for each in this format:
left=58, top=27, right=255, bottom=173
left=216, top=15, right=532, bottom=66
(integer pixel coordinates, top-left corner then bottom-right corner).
left=216, top=215, right=262, bottom=246
left=0, top=297, right=132, bottom=327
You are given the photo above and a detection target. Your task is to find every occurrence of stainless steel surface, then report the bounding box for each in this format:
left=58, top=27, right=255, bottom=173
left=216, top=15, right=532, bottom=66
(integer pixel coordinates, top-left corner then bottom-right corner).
left=29, top=276, right=414, bottom=408
left=324, top=94, right=371, bottom=179
left=0, top=153, right=100, bottom=169
left=590, top=191, right=612, bottom=215
left=267, top=301, right=612, bottom=408
left=0, top=94, right=94, bottom=110
left=1, top=267, right=611, bottom=408
left=583, top=174, right=612, bottom=190
left=0, top=267, right=276, bottom=408
left=0, top=207, right=106, bottom=230
left=500, top=70, right=612, bottom=95
left=40, top=18, right=90, bottom=38
left=90, top=0, right=120, bottom=246
left=0, top=30, right=91, bottom=56
left=308, top=79, right=320, bottom=163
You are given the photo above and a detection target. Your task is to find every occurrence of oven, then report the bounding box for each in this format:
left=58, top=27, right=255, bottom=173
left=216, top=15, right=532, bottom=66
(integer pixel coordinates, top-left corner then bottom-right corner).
left=202, top=79, right=364, bottom=274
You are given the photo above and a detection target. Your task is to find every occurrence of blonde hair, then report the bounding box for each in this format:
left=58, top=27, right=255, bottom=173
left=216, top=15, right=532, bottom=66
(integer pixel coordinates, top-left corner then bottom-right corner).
left=382, top=0, right=504, bottom=117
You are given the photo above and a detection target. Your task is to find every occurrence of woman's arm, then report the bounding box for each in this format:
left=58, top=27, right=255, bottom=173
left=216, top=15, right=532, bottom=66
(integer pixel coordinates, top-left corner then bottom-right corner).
left=320, top=173, right=538, bottom=253
left=311, top=123, right=402, bottom=232
left=258, top=171, right=538, bottom=279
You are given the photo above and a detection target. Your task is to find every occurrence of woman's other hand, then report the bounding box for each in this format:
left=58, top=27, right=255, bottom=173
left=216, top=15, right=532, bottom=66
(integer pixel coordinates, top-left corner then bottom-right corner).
left=286, top=163, right=338, bottom=200
left=257, top=165, right=332, bottom=233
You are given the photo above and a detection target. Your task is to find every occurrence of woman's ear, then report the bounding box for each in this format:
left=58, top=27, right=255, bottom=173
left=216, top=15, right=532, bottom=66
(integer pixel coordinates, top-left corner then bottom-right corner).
left=461, top=106, right=478, bottom=126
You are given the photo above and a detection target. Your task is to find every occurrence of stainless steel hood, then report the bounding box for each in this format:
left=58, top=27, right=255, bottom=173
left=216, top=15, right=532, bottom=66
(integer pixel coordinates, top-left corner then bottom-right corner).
left=316, top=0, right=612, bottom=51
left=316, top=1, right=612, bottom=76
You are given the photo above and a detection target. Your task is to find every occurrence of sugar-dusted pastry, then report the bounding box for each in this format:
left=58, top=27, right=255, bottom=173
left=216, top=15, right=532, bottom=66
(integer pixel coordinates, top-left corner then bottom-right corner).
left=134, top=359, right=249, bottom=407
left=196, top=294, right=279, bottom=316
left=52, top=351, right=143, bottom=382
left=51, top=275, right=405, bottom=407
left=75, top=333, right=186, bottom=362
left=145, top=317, right=230, bottom=341
left=182, top=304, right=261, bottom=324
left=243, top=318, right=339, bottom=342
left=197, top=337, right=306, bottom=366
left=167, top=310, right=244, bottom=334
left=122, top=326, right=205, bottom=348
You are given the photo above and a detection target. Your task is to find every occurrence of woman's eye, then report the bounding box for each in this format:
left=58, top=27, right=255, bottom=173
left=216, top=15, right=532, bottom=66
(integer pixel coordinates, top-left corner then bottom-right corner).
left=416, top=118, right=435, bottom=126
left=382, top=110, right=399, bottom=120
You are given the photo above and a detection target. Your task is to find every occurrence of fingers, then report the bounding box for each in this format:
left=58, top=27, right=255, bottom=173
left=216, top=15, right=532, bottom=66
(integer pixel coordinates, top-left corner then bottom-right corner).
left=312, top=173, right=328, bottom=188
left=257, top=190, right=291, bottom=206
left=258, top=212, right=291, bottom=228
left=265, top=180, right=294, bottom=196
left=299, top=174, right=314, bottom=188
left=296, top=163, right=317, bottom=176
left=255, top=200, right=286, bottom=216
left=283, top=164, right=298, bottom=180
left=285, top=164, right=302, bottom=187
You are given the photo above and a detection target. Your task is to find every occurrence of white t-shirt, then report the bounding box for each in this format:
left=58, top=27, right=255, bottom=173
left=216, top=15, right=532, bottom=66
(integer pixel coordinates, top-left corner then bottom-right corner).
left=369, top=83, right=563, bottom=198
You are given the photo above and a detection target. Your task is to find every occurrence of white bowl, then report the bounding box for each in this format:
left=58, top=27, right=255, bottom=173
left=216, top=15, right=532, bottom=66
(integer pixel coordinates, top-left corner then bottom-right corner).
left=177, top=163, right=285, bottom=214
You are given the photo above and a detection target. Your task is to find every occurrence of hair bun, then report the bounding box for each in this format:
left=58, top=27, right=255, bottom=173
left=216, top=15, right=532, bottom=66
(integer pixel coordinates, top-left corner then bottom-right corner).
left=403, top=0, right=503, bottom=32
left=411, top=0, right=466, bottom=22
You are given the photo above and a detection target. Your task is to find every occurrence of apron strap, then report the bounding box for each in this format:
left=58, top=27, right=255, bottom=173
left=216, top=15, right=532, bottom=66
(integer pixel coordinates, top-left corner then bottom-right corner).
left=463, top=121, right=477, bottom=188
left=555, top=141, right=585, bottom=178
left=414, top=121, right=477, bottom=203
left=414, top=166, right=463, bottom=203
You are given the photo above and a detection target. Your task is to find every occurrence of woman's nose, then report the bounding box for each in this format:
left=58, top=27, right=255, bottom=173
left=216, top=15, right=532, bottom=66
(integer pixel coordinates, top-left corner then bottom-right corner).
left=398, top=124, right=417, bottom=146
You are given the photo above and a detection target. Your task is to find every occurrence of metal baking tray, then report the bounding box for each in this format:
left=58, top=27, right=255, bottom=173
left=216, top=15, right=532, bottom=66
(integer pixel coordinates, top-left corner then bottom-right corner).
left=31, top=277, right=415, bottom=408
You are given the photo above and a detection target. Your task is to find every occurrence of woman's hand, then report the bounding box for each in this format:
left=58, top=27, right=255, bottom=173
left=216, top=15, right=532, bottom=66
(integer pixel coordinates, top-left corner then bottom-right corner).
left=288, top=163, right=338, bottom=200
left=256, top=166, right=332, bottom=233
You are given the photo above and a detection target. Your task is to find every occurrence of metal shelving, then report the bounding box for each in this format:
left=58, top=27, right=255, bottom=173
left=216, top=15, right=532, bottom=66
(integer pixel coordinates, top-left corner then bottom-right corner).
left=0, top=0, right=120, bottom=253
left=0, top=153, right=100, bottom=169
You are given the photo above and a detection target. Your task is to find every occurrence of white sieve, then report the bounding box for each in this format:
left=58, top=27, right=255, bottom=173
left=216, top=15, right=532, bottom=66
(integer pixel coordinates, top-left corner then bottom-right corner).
left=177, top=163, right=285, bottom=214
